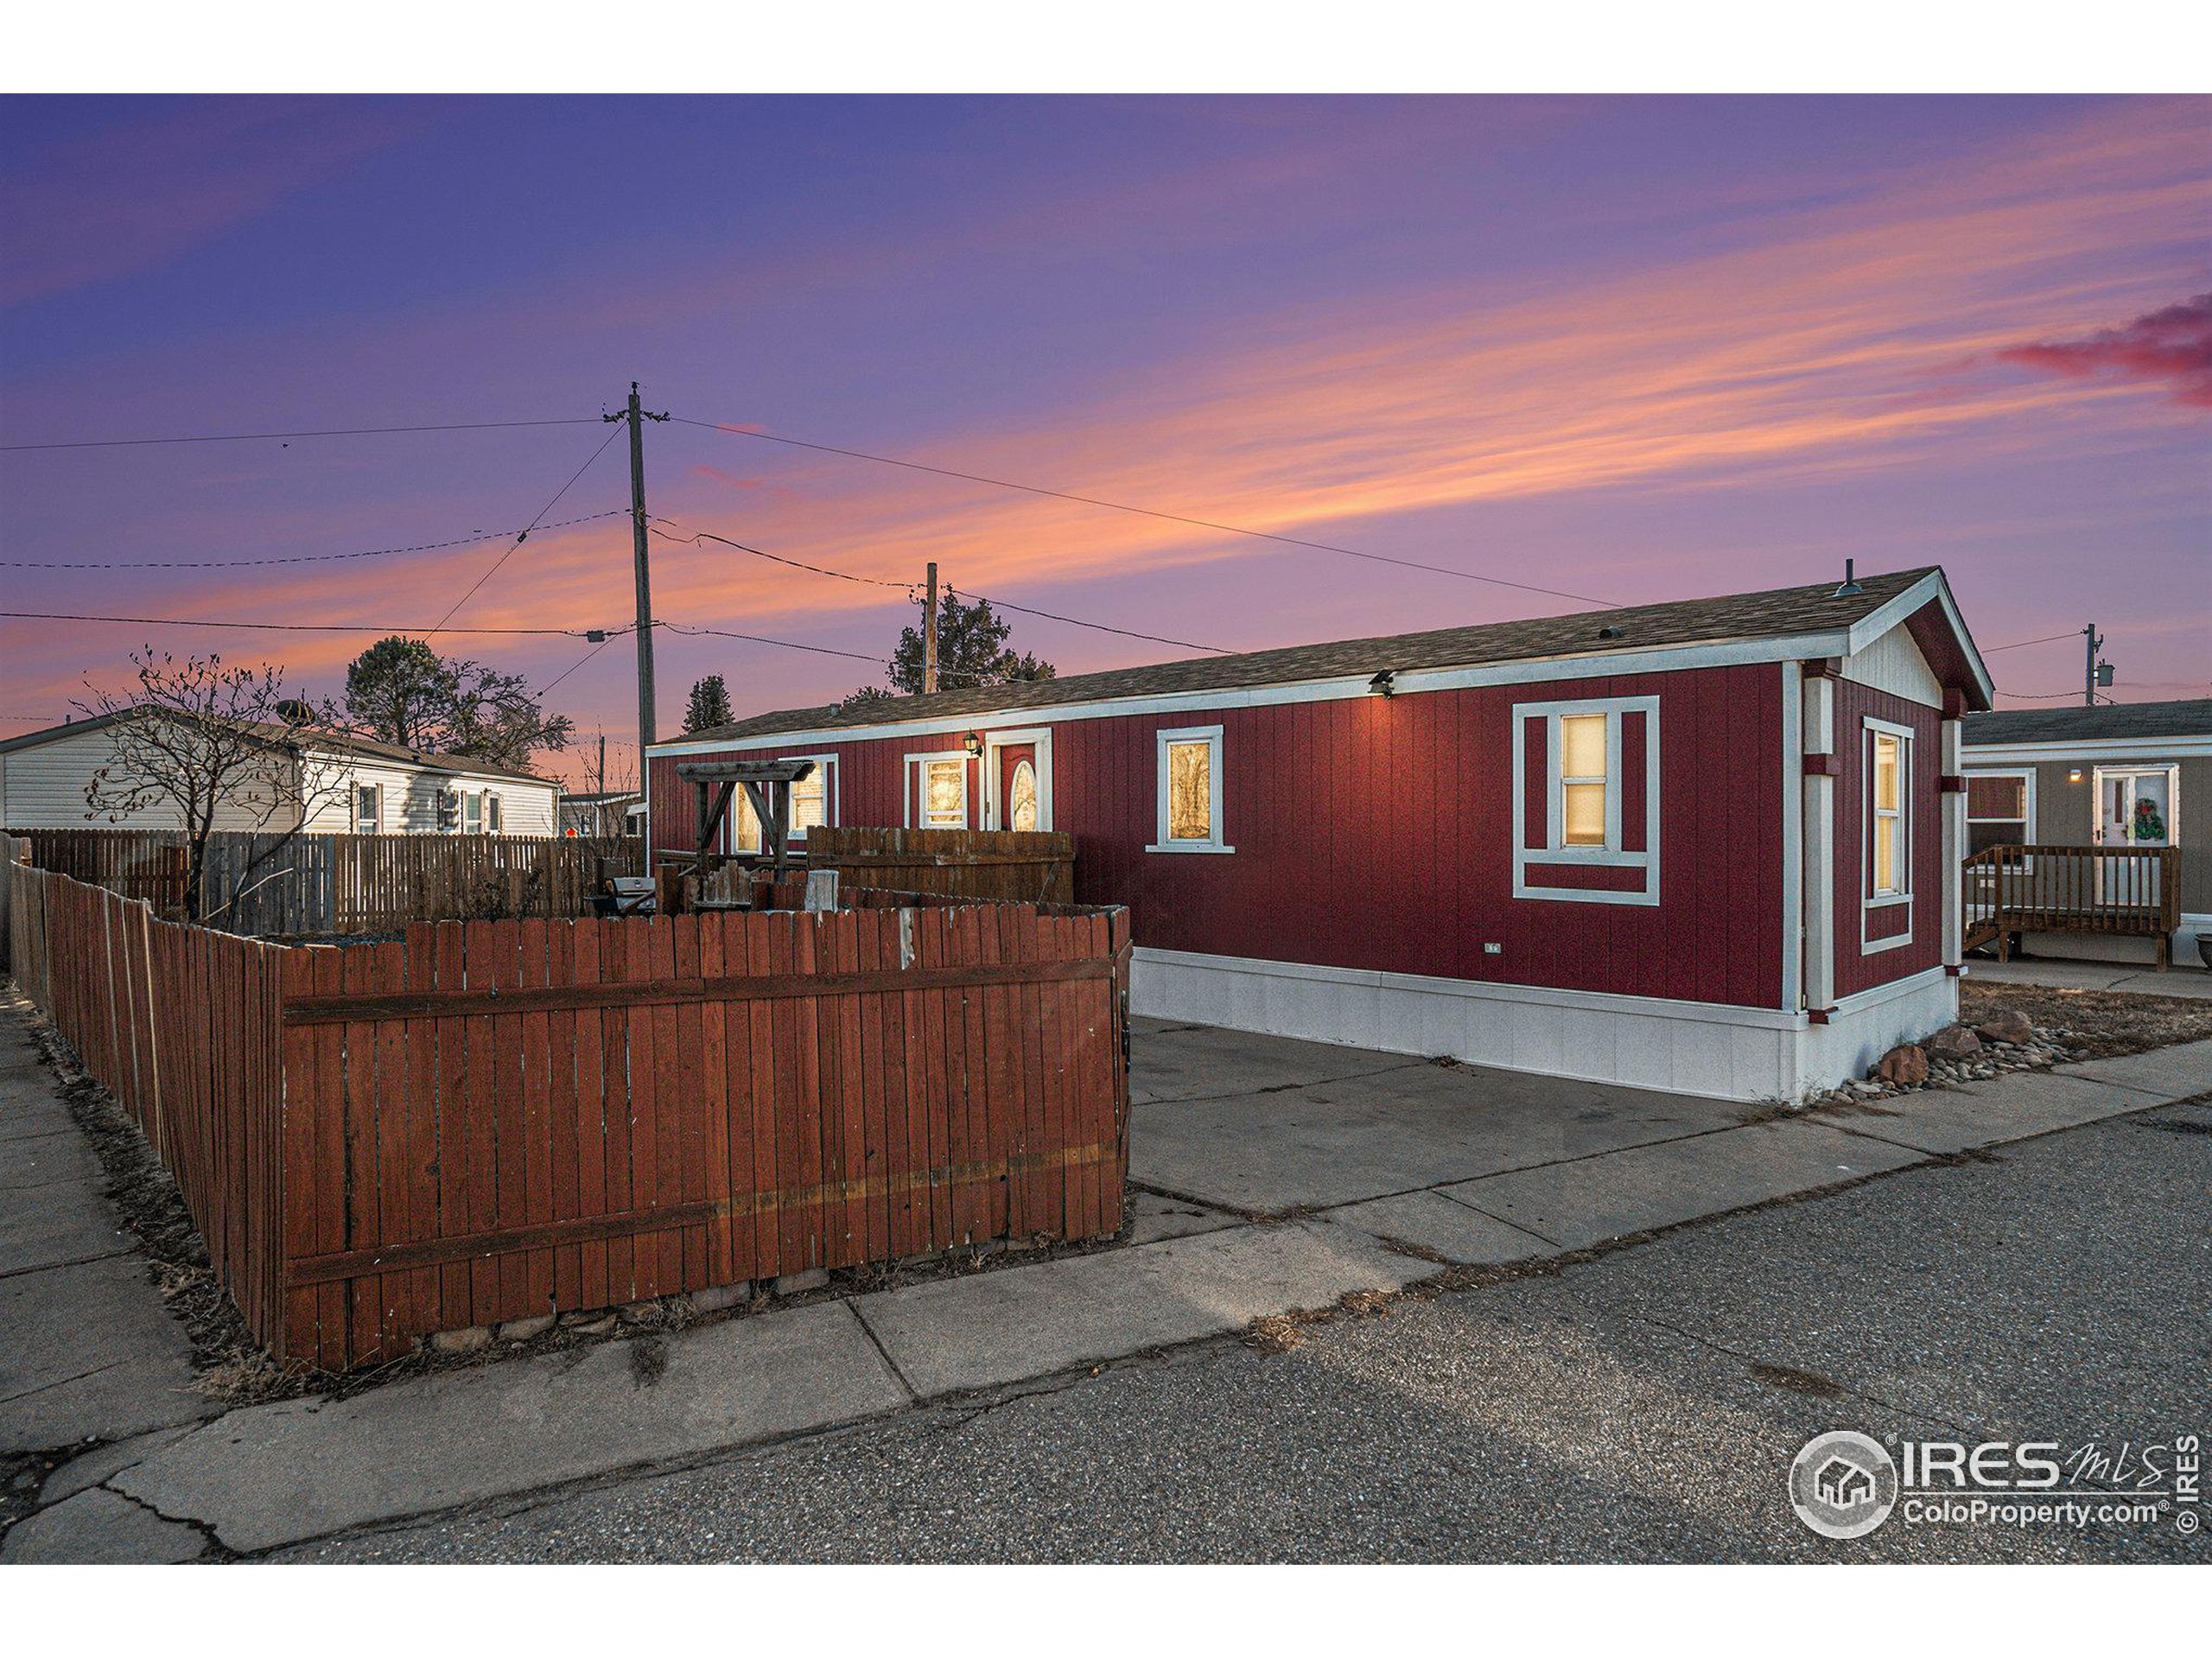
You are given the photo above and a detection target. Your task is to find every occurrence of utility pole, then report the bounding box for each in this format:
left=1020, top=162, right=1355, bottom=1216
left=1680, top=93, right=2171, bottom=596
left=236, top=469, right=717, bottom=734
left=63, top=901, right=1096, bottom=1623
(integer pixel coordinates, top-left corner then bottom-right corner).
left=924, top=561, right=939, bottom=695
left=606, top=383, right=670, bottom=753
left=2083, top=622, right=2104, bottom=707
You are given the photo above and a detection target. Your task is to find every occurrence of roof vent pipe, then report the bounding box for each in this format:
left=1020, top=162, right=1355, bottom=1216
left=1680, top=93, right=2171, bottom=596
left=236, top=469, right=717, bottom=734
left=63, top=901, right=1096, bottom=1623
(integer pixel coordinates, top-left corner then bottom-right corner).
left=1834, top=559, right=1865, bottom=598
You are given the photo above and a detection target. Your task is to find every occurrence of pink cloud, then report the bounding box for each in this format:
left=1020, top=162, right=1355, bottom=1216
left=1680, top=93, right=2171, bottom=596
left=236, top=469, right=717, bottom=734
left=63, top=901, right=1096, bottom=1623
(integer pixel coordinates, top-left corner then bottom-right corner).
left=1998, top=292, right=2212, bottom=407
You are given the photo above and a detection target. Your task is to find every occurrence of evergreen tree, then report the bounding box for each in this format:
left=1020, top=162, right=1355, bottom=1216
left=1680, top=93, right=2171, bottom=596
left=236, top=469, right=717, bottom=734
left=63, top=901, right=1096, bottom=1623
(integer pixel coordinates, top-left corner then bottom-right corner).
left=683, top=673, right=736, bottom=733
left=853, top=588, right=1057, bottom=699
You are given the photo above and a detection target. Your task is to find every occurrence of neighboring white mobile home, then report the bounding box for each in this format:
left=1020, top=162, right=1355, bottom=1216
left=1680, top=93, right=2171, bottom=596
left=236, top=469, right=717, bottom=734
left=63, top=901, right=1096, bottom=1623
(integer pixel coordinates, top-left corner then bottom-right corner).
left=0, top=712, right=557, bottom=836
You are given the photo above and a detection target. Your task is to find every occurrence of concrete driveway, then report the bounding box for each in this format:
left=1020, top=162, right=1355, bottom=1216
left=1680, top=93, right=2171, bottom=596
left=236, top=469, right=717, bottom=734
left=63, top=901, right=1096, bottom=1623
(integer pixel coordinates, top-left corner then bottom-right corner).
left=7, top=995, right=2206, bottom=1561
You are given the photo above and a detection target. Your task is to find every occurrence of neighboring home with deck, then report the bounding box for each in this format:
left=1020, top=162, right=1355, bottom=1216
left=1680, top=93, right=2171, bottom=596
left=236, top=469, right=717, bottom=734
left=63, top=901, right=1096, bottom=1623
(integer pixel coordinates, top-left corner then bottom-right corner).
left=1961, top=698, right=2209, bottom=969
left=647, top=567, right=1995, bottom=1103
left=0, top=710, right=557, bottom=837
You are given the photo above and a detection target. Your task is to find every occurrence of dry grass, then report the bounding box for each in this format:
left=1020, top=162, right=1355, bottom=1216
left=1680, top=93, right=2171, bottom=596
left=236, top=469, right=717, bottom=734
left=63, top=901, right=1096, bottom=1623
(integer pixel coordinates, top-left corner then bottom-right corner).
left=1962, top=981, right=2212, bottom=1059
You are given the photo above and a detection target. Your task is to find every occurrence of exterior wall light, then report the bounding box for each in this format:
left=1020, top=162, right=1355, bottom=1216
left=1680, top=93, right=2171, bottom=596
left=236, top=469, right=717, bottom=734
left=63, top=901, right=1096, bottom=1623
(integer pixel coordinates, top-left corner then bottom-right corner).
left=1369, top=671, right=1395, bottom=697
left=962, top=732, right=983, bottom=756
left=2067, top=768, right=2084, bottom=784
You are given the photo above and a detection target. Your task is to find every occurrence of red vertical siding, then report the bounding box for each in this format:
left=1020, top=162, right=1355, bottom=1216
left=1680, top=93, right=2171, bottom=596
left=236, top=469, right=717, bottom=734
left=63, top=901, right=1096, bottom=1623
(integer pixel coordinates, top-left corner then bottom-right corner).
left=1829, top=678, right=1944, bottom=999
left=650, top=660, right=1791, bottom=1010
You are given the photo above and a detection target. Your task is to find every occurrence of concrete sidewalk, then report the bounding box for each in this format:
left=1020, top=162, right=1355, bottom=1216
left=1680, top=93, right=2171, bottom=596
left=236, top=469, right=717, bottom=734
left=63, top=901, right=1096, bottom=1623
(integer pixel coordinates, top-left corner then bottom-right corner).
left=3, top=998, right=2206, bottom=1562
left=1967, top=957, right=2212, bottom=1000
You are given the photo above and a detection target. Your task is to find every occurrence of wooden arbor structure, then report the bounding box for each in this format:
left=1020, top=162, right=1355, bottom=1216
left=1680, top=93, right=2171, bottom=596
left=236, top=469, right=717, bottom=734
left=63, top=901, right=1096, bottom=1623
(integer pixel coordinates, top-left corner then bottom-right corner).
left=671, top=759, right=816, bottom=906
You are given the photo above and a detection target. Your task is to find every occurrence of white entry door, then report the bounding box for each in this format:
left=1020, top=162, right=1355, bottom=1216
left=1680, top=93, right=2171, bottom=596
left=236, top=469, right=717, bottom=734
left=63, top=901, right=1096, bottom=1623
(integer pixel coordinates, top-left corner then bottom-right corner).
left=2093, top=766, right=2177, bottom=906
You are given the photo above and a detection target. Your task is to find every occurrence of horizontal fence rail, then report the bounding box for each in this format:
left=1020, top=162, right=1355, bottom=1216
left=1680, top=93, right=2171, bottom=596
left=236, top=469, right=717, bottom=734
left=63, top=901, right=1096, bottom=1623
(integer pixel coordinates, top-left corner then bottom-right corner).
left=6, top=848, right=1131, bottom=1371
left=1962, top=842, right=2182, bottom=969
left=803, top=827, right=1076, bottom=905
left=4, top=828, right=642, bottom=935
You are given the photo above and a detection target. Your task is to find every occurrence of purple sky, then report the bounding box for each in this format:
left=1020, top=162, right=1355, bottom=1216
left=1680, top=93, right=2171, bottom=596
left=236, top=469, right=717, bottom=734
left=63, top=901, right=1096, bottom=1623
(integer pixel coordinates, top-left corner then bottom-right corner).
left=3, top=94, right=2206, bottom=788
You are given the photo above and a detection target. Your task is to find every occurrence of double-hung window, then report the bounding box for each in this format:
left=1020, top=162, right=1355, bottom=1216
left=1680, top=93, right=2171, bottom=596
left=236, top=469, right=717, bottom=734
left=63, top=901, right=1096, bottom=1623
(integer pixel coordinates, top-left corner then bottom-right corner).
left=1148, top=725, right=1230, bottom=853
left=1965, top=771, right=2032, bottom=855
left=355, top=783, right=380, bottom=835
left=1862, top=716, right=1916, bottom=950
left=1511, top=696, right=1660, bottom=905
left=1870, top=728, right=1908, bottom=898
left=486, top=793, right=503, bottom=835
left=905, top=753, right=969, bottom=830
left=463, top=791, right=484, bottom=834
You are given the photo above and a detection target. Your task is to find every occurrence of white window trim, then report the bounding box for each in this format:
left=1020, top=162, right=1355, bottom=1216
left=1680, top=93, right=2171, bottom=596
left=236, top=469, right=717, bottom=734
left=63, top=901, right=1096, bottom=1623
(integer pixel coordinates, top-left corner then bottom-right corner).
left=1862, top=715, right=1915, bottom=953
left=355, top=781, right=381, bottom=836
left=1963, top=766, right=2037, bottom=848
left=982, top=727, right=1054, bottom=832
left=904, top=749, right=971, bottom=830
left=486, top=792, right=502, bottom=835
left=1148, top=723, right=1232, bottom=854
left=2090, top=763, right=2180, bottom=848
left=780, top=753, right=840, bottom=843
left=1511, top=696, right=1660, bottom=906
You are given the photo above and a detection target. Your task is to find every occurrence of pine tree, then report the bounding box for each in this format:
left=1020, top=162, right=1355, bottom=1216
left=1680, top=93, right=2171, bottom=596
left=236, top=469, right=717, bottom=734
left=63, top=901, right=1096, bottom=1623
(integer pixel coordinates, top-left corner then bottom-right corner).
left=854, top=588, right=1057, bottom=699
left=683, top=673, right=736, bottom=733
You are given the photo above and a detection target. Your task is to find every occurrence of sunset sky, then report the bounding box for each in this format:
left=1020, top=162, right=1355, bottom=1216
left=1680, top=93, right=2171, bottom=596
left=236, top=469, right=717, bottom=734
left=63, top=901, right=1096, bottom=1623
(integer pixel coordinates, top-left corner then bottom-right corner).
left=3, top=94, right=2206, bottom=789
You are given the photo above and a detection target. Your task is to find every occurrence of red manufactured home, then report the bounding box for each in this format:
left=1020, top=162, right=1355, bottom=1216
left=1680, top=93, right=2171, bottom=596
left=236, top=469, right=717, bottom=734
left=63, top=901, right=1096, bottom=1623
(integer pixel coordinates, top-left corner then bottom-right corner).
left=649, top=568, right=1995, bottom=1102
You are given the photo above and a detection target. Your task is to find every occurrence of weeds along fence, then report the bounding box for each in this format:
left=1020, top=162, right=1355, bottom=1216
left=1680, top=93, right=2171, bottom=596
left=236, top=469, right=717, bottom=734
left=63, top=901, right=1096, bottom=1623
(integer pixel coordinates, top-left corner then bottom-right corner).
left=4, top=828, right=643, bottom=934
left=5, top=855, right=1132, bottom=1372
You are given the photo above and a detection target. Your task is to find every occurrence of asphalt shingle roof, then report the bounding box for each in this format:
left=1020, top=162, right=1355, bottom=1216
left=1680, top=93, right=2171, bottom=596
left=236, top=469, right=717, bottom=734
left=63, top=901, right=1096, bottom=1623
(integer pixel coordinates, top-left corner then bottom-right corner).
left=1963, top=698, right=2212, bottom=747
left=674, top=566, right=1942, bottom=746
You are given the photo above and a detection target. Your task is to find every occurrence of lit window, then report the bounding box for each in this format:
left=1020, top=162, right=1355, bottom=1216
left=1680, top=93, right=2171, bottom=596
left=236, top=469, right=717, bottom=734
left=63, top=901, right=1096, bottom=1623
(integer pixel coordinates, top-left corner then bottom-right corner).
left=1871, top=728, right=1908, bottom=897
left=1559, top=714, right=1608, bottom=847
left=1151, top=725, right=1230, bottom=853
left=789, top=770, right=827, bottom=835
left=732, top=786, right=763, bottom=855
left=922, top=759, right=966, bottom=828
left=1008, top=760, right=1039, bottom=832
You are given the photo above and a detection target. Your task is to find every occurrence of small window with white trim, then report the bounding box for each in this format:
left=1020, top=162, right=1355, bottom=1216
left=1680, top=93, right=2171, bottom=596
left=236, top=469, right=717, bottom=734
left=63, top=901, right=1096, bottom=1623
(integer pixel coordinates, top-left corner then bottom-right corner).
left=486, top=793, right=503, bottom=835
left=463, top=791, right=484, bottom=834
left=1148, top=724, right=1230, bottom=853
left=355, top=783, right=380, bottom=835
left=905, top=753, right=969, bottom=830
left=1868, top=724, right=1910, bottom=899
left=1965, top=770, right=2032, bottom=855
left=1510, top=695, right=1660, bottom=905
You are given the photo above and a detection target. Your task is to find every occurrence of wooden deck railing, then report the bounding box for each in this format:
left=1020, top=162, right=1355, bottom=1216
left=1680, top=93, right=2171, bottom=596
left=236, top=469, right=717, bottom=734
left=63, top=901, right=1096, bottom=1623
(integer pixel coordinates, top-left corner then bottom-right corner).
left=1962, top=842, right=2181, bottom=969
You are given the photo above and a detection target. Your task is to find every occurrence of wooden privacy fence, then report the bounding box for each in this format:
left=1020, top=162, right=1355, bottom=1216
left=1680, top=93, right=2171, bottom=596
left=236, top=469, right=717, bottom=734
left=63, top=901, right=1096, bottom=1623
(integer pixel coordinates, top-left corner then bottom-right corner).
left=5, top=828, right=643, bottom=934
left=803, top=827, right=1076, bottom=905
left=1962, top=842, right=2183, bottom=969
left=7, top=855, right=1131, bottom=1371
left=6, top=859, right=287, bottom=1345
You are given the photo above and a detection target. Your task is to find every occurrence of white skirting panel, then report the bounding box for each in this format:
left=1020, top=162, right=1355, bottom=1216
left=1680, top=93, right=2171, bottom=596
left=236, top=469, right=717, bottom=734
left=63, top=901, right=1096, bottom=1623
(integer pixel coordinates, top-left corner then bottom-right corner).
left=1132, top=947, right=1958, bottom=1104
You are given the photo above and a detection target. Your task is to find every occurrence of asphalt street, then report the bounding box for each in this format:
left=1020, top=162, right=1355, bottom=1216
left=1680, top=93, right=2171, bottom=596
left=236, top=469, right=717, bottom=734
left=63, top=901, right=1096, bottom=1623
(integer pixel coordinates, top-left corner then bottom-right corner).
left=279, top=1095, right=2212, bottom=1563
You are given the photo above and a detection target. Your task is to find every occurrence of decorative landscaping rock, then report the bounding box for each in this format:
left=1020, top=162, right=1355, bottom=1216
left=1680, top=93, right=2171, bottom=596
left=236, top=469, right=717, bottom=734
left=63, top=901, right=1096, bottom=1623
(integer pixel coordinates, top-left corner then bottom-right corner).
left=429, top=1325, right=493, bottom=1355
left=1975, top=1008, right=2036, bottom=1046
left=1925, top=1025, right=1984, bottom=1062
left=691, top=1282, right=751, bottom=1313
left=498, top=1315, right=556, bottom=1343
left=1876, top=1043, right=1929, bottom=1087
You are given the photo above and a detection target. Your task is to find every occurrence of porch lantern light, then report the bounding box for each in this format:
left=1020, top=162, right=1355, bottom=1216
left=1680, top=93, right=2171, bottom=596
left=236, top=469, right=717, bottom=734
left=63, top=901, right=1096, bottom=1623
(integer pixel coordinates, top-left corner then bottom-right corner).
left=2068, top=768, right=2084, bottom=784
left=1369, top=670, right=1395, bottom=697
left=962, top=732, right=983, bottom=757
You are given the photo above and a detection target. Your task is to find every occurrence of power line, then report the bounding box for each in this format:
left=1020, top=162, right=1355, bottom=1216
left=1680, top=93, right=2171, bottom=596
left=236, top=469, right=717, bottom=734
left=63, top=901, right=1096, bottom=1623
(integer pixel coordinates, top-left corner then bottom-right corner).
left=658, top=620, right=885, bottom=664
left=0, top=610, right=607, bottom=637
left=539, top=626, right=636, bottom=696
left=426, top=425, right=626, bottom=638
left=671, top=416, right=1624, bottom=610
left=649, top=517, right=1231, bottom=655
left=0, top=510, right=630, bottom=570
left=0, top=417, right=602, bottom=454
left=1982, top=630, right=2085, bottom=653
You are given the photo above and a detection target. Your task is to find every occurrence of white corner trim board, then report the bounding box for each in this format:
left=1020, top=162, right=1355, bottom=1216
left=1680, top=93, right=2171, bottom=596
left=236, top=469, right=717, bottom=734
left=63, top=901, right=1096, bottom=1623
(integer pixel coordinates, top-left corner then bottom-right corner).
left=1130, top=946, right=1956, bottom=1104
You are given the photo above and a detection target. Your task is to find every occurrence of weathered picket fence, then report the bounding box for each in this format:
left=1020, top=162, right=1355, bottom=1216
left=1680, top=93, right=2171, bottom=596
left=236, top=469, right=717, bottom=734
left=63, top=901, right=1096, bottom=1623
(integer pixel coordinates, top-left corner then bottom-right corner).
left=5, top=854, right=1131, bottom=1371
left=4, top=828, right=642, bottom=934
